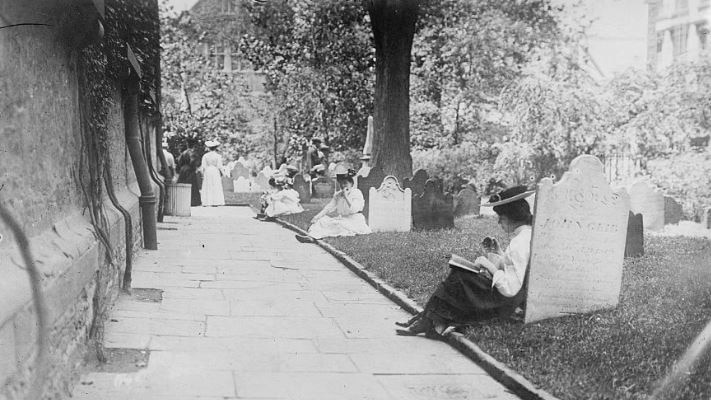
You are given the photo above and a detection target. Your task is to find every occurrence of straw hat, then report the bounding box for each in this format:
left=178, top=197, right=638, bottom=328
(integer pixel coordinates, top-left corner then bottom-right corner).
left=481, top=186, right=535, bottom=207
left=205, top=140, right=220, bottom=148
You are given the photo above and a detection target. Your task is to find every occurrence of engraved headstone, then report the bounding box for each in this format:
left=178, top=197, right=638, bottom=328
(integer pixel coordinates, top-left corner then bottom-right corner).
left=356, top=165, right=387, bottom=220
left=231, top=163, right=250, bottom=181
left=664, top=196, right=683, bottom=225
left=453, top=187, right=480, bottom=217
left=254, top=172, right=270, bottom=193
left=368, top=176, right=412, bottom=232
left=293, top=174, right=311, bottom=203
left=629, top=181, right=664, bottom=231
left=233, top=176, right=251, bottom=193
left=403, top=169, right=429, bottom=197
left=525, top=155, right=630, bottom=323
left=625, top=212, right=644, bottom=258
left=221, top=176, right=234, bottom=192
left=412, top=179, right=454, bottom=230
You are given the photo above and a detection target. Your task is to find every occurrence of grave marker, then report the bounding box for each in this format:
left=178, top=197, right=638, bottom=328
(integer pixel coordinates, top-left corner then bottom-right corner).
left=368, top=176, right=412, bottom=232
left=233, top=176, right=251, bottom=193
left=293, top=174, right=311, bottom=203
left=525, top=155, right=630, bottom=323
left=221, top=176, right=234, bottom=192
left=624, top=212, right=644, bottom=258
left=412, top=179, right=454, bottom=230
left=312, top=176, right=336, bottom=198
left=629, top=180, right=664, bottom=231
left=231, top=163, right=250, bottom=181
left=356, top=166, right=386, bottom=221
left=453, top=187, right=480, bottom=217
left=403, top=169, right=429, bottom=197
left=664, top=196, right=683, bottom=225
left=254, top=172, right=270, bottom=193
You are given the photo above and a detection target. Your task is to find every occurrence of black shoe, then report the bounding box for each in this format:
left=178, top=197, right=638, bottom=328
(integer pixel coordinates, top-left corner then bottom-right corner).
left=395, top=313, right=422, bottom=328
left=395, top=317, right=431, bottom=336
left=295, top=234, right=316, bottom=244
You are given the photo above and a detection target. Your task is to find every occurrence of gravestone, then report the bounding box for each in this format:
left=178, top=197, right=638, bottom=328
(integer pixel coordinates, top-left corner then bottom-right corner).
left=254, top=172, right=270, bottom=193
left=233, top=176, right=251, bottom=193
left=356, top=165, right=386, bottom=221
left=624, top=212, right=644, bottom=258
left=403, top=169, right=429, bottom=197
left=706, top=207, right=711, bottom=229
left=453, top=187, right=480, bottom=217
left=628, top=181, right=664, bottom=231
left=231, top=163, right=250, bottom=181
left=368, top=176, right=412, bottom=233
left=312, top=176, right=336, bottom=198
left=664, top=196, right=683, bottom=225
left=525, top=155, right=630, bottom=324
left=412, top=179, right=454, bottom=230
left=293, top=174, right=311, bottom=203
left=221, top=176, right=234, bottom=192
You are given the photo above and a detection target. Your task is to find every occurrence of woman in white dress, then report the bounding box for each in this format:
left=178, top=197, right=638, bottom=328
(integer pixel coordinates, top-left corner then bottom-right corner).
left=295, top=165, right=371, bottom=243
left=263, top=176, right=304, bottom=219
left=199, top=140, right=225, bottom=207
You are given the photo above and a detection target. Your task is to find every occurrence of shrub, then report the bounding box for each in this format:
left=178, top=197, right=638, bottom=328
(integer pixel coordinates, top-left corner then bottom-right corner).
left=647, top=151, right=711, bottom=220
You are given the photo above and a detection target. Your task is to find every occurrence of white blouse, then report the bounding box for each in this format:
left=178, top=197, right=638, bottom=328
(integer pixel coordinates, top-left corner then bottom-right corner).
left=491, top=225, right=532, bottom=297
left=323, top=187, right=365, bottom=217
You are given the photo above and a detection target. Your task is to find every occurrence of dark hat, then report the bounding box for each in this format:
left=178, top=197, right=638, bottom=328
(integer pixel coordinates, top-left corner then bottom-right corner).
left=482, top=185, right=535, bottom=207
left=334, top=164, right=355, bottom=179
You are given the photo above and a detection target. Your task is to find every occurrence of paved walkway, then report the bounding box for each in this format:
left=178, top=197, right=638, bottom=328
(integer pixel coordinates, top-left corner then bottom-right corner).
left=73, top=207, right=519, bottom=400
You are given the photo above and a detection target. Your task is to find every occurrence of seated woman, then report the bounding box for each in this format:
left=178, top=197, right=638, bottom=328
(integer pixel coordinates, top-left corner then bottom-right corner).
left=257, top=176, right=304, bottom=220
left=396, top=185, right=534, bottom=338
left=295, top=165, right=372, bottom=243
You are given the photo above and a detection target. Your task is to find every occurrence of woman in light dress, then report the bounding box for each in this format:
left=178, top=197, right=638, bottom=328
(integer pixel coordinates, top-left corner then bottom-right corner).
left=199, top=140, right=225, bottom=207
left=295, top=165, right=371, bottom=243
left=257, top=175, right=304, bottom=220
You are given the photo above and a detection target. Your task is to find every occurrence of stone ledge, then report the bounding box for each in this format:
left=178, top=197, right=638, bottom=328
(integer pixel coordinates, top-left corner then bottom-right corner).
left=273, top=215, right=560, bottom=400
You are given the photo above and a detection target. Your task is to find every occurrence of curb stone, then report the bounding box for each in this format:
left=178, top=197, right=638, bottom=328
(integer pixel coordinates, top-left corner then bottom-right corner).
left=274, top=216, right=561, bottom=400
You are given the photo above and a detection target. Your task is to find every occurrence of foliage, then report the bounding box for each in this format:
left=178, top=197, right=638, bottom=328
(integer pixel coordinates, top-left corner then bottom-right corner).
left=238, top=0, right=374, bottom=160
left=647, top=152, right=711, bottom=220
left=411, top=141, right=500, bottom=193
left=410, top=0, right=562, bottom=149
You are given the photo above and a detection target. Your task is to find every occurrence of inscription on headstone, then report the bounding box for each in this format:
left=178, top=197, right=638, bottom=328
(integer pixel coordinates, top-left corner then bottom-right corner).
left=624, top=212, right=644, bottom=258
left=629, top=181, right=664, bottom=231
left=356, top=166, right=386, bottom=221
left=525, top=155, right=630, bottom=323
left=293, top=174, right=311, bottom=203
left=453, top=187, right=480, bottom=217
left=368, top=176, right=412, bottom=232
left=412, top=179, right=454, bottom=230
left=663, top=196, right=683, bottom=225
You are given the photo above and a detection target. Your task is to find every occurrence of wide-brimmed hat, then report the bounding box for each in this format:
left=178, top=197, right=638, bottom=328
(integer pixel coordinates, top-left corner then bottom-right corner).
left=205, top=140, right=220, bottom=148
left=482, top=185, right=535, bottom=207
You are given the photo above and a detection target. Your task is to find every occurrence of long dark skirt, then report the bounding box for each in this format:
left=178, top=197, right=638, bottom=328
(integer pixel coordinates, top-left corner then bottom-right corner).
left=178, top=167, right=202, bottom=206
left=424, top=269, right=524, bottom=326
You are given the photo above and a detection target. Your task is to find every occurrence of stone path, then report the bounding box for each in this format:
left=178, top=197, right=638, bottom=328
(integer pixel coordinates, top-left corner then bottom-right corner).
left=72, top=206, right=520, bottom=400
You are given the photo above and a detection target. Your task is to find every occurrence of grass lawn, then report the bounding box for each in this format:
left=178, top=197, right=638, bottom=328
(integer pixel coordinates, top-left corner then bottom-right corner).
left=281, top=200, right=711, bottom=400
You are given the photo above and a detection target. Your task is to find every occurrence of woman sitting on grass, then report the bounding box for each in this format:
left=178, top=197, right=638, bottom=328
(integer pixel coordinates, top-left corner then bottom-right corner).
left=396, top=185, right=534, bottom=338
left=295, top=165, right=372, bottom=243
left=257, top=175, right=304, bottom=221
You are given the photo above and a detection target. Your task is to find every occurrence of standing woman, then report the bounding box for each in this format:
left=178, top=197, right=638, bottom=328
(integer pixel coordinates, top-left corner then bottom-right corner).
left=177, top=142, right=202, bottom=206
left=295, top=164, right=371, bottom=243
left=396, top=186, right=535, bottom=338
left=199, top=140, right=225, bottom=207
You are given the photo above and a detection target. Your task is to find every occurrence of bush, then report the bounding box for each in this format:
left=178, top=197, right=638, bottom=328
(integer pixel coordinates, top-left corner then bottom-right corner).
left=411, top=142, right=498, bottom=193
left=647, top=151, right=711, bottom=220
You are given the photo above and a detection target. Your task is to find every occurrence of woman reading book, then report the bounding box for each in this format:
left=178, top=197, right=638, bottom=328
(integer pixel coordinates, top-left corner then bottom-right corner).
left=396, top=185, right=535, bottom=338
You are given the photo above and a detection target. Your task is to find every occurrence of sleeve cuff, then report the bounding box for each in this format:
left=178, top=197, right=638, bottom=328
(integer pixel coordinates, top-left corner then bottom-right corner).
left=491, top=270, right=505, bottom=288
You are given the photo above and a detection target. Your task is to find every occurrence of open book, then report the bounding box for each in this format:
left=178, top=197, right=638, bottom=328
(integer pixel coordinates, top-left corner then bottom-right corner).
left=448, top=253, right=502, bottom=274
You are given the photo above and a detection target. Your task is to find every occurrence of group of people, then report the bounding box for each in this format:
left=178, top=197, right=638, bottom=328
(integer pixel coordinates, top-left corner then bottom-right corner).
left=163, top=138, right=536, bottom=340
left=162, top=140, right=225, bottom=207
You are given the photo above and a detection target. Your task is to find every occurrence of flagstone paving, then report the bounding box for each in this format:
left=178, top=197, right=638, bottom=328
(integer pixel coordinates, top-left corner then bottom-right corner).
left=72, top=206, right=520, bottom=400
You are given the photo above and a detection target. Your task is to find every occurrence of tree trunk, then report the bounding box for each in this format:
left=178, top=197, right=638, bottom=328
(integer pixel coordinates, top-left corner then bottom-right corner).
left=366, top=0, right=418, bottom=180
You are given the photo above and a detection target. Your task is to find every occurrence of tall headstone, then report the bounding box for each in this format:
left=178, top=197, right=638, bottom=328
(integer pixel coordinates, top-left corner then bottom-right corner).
left=233, top=176, right=251, bottom=193
left=663, top=196, right=683, bottom=225
left=356, top=165, right=386, bottom=221
left=453, top=187, right=480, bottom=217
left=293, top=174, right=311, bottom=203
left=312, top=176, right=336, bottom=198
left=624, top=212, right=644, bottom=258
left=628, top=180, right=664, bottom=231
left=525, top=155, right=630, bottom=324
left=412, top=179, right=454, bottom=230
left=368, top=176, right=412, bottom=232
left=403, top=169, right=429, bottom=197
left=221, top=176, right=234, bottom=192
left=231, top=163, right=250, bottom=181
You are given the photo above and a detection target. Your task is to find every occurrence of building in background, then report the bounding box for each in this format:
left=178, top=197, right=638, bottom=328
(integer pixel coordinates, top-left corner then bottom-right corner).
left=647, top=0, right=711, bottom=71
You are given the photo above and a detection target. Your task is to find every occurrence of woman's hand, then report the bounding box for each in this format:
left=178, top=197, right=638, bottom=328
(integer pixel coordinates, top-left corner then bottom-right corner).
left=474, top=256, right=498, bottom=275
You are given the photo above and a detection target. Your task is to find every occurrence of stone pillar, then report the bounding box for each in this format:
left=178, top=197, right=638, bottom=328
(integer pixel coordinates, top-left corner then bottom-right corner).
left=357, top=115, right=374, bottom=178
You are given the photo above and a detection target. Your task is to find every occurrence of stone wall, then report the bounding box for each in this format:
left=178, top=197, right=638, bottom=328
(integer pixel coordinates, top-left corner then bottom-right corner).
left=0, top=2, right=143, bottom=398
